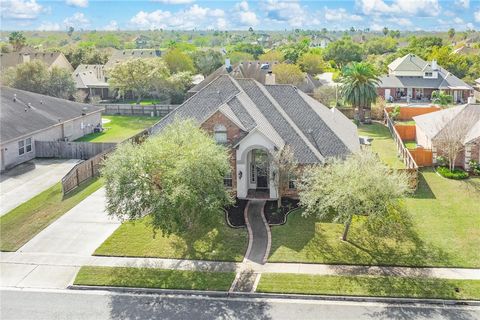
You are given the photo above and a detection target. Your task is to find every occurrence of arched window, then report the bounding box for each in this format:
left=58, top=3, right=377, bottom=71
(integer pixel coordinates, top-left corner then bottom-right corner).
left=214, top=124, right=227, bottom=144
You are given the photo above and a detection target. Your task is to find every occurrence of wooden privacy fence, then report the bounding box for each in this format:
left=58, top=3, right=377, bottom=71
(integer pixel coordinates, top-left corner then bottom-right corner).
left=35, top=141, right=116, bottom=160
left=409, top=147, right=433, bottom=167
left=394, top=125, right=416, bottom=141
left=100, top=104, right=178, bottom=117
left=384, top=109, right=419, bottom=188
left=61, top=128, right=151, bottom=195
left=385, top=106, right=440, bottom=121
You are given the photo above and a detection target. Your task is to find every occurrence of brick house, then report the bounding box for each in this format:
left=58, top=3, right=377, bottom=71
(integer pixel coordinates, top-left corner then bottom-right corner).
left=413, top=104, right=480, bottom=170
left=152, top=75, right=360, bottom=199
left=377, top=54, right=473, bottom=104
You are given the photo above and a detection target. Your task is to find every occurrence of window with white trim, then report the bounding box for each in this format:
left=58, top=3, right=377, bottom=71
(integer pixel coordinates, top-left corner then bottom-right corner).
left=18, top=138, right=32, bottom=155
left=214, top=124, right=227, bottom=144
left=288, top=174, right=297, bottom=190
left=224, top=171, right=233, bottom=187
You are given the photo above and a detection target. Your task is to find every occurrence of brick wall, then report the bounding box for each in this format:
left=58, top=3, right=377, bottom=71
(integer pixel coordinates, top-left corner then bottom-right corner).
left=201, top=111, right=245, bottom=196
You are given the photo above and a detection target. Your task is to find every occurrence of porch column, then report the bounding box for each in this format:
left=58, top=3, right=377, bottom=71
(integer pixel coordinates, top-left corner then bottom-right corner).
left=432, top=146, right=437, bottom=165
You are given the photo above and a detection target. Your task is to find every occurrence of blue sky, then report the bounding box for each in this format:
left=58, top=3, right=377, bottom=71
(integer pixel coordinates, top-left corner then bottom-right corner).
left=1, top=0, right=480, bottom=31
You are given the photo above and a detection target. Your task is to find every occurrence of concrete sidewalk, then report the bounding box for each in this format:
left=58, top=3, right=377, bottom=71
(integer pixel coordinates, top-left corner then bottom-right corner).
left=0, top=159, right=80, bottom=216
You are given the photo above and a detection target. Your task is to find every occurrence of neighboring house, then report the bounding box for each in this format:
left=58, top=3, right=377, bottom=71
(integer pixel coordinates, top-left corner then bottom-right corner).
left=0, top=87, right=103, bottom=171
left=452, top=45, right=480, bottom=56
left=414, top=103, right=480, bottom=170
left=153, top=75, right=360, bottom=199
left=0, top=49, right=74, bottom=73
left=72, top=64, right=111, bottom=100
left=188, top=60, right=323, bottom=97
left=475, top=78, right=480, bottom=90
left=377, top=53, right=473, bottom=103
left=104, top=49, right=162, bottom=69
left=310, top=36, right=331, bottom=49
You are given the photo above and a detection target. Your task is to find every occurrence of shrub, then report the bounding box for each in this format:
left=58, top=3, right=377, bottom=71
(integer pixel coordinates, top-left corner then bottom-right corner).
left=436, top=166, right=469, bottom=180
left=435, top=156, right=448, bottom=167
left=469, top=159, right=480, bottom=175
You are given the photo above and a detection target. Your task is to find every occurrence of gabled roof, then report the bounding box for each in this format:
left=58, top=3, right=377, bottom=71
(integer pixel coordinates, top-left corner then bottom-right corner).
left=388, top=54, right=431, bottom=72
left=379, top=68, right=473, bottom=90
left=188, top=61, right=322, bottom=96
left=0, top=51, right=73, bottom=72
left=0, top=87, right=103, bottom=143
left=153, top=75, right=359, bottom=163
left=104, top=49, right=162, bottom=69
left=72, top=64, right=108, bottom=89
left=413, top=104, right=480, bottom=144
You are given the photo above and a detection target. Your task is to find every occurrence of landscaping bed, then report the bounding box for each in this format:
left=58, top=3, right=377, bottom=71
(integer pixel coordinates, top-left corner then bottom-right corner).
left=257, top=274, right=480, bottom=300
left=74, top=266, right=235, bottom=291
left=436, top=166, right=469, bottom=180
left=94, top=214, right=247, bottom=262
left=225, top=198, right=248, bottom=227
left=0, top=178, right=103, bottom=251
left=264, top=198, right=300, bottom=225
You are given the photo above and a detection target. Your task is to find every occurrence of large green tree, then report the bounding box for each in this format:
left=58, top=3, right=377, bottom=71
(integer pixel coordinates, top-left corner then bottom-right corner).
left=339, top=62, right=380, bottom=121
left=63, top=45, right=109, bottom=69
left=191, top=49, right=223, bottom=76
left=102, top=119, right=233, bottom=235
left=324, top=37, right=363, bottom=67
left=299, top=151, right=410, bottom=241
left=9, top=32, right=26, bottom=52
left=272, top=63, right=304, bottom=86
left=45, top=67, right=76, bottom=99
left=297, top=52, right=329, bottom=75
left=108, top=58, right=169, bottom=101
left=163, top=48, right=195, bottom=74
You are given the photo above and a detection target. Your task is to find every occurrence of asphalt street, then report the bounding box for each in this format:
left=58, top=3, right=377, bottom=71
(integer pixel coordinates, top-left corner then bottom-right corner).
left=1, top=288, right=479, bottom=320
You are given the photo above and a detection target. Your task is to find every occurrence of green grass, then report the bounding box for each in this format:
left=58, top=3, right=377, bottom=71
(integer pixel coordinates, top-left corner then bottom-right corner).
left=404, top=141, right=417, bottom=149
left=74, top=266, right=235, bottom=291
left=94, top=215, right=247, bottom=262
left=395, top=120, right=416, bottom=125
left=257, top=274, right=480, bottom=300
left=76, top=116, right=160, bottom=143
left=357, top=123, right=405, bottom=169
left=0, top=178, right=104, bottom=251
left=268, top=169, right=480, bottom=268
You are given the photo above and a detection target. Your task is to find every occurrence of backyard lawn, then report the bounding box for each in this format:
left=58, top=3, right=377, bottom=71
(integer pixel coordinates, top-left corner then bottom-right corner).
left=357, top=123, right=405, bottom=169
left=268, top=169, right=480, bottom=268
left=0, top=178, right=103, bottom=251
left=94, top=214, right=247, bottom=262
left=76, top=116, right=160, bottom=143
left=257, top=274, right=480, bottom=300
left=74, top=266, right=235, bottom=291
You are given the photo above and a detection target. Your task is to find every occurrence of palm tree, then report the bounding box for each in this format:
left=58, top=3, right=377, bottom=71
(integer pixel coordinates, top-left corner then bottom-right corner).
left=339, top=62, right=380, bottom=122
left=431, top=90, right=453, bottom=108
left=9, top=32, right=26, bottom=52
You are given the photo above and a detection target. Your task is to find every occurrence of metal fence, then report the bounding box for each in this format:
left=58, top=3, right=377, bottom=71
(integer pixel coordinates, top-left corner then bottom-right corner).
left=100, top=104, right=178, bottom=117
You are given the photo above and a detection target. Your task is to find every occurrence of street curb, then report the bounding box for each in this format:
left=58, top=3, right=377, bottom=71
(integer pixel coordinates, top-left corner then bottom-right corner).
left=68, top=285, right=480, bottom=306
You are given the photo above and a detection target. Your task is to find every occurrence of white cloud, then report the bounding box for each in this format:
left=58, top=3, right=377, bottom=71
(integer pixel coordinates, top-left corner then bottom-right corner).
left=475, top=10, right=480, bottom=22
left=370, top=23, right=384, bottom=31
left=65, top=0, right=88, bottom=8
left=263, top=0, right=307, bottom=27
left=37, top=21, right=61, bottom=31
left=130, top=4, right=226, bottom=30
left=358, top=0, right=441, bottom=17
left=239, top=11, right=259, bottom=26
left=63, top=12, right=90, bottom=28
left=396, top=18, right=413, bottom=26
left=103, top=20, right=118, bottom=31
left=455, top=0, right=469, bottom=8
left=454, top=17, right=464, bottom=24
left=153, top=0, right=195, bottom=4
left=324, top=8, right=362, bottom=22
left=0, top=0, right=44, bottom=19
left=236, top=1, right=249, bottom=11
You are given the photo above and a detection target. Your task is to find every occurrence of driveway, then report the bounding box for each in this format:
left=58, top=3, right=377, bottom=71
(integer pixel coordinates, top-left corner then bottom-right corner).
left=1, top=188, right=121, bottom=289
left=0, top=158, right=80, bottom=216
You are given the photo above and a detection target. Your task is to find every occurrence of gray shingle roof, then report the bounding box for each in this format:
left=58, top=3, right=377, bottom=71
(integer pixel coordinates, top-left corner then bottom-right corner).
left=104, top=49, right=162, bottom=69
left=1, top=86, right=103, bottom=143
left=152, top=75, right=359, bottom=163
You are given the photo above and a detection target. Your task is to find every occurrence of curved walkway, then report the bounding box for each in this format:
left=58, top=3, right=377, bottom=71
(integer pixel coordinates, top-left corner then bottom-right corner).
left=244, top=200, right=271, bottom=265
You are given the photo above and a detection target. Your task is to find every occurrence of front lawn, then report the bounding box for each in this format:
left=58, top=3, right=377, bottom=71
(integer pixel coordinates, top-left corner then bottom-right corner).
left=257, top=274, right=480, bottom=300
left=268, top=169, right=480, bottom=267
left=74, top=266, right=235, bottom=291
left=94, top=214, right=247, bottom=262
left=357, top=123, right=405, bottom=169
left=76, top=116, right=160, bottom=143
left=0, top=178, right=103, bottom=251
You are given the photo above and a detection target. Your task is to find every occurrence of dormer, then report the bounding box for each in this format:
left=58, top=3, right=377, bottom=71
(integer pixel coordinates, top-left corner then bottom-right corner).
left=423, top=60, right=438, bottom=79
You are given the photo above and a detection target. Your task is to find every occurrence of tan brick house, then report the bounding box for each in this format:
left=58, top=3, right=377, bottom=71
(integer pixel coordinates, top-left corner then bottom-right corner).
left=152, top=75, right=360, bottom=199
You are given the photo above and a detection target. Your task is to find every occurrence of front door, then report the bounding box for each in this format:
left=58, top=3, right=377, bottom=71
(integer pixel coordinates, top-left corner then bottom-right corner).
left=254, top=150, right=269, bottom=189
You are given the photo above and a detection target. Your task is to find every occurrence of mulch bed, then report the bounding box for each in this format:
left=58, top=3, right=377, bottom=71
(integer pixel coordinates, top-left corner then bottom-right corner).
left=264, top=198, right=300, bottom=225
left=225, top=198, right=248, bottom=227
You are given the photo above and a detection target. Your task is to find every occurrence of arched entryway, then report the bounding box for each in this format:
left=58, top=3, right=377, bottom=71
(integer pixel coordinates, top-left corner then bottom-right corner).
left=246, top=148, right=271, bottom=199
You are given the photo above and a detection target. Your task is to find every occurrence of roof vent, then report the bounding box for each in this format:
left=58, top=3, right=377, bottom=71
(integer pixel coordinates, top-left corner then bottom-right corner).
left=24, top=107, right=27, bottom=112
left=27, top=103, right=32, bottom=108
left=13, top=94, right=17, bottom=102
